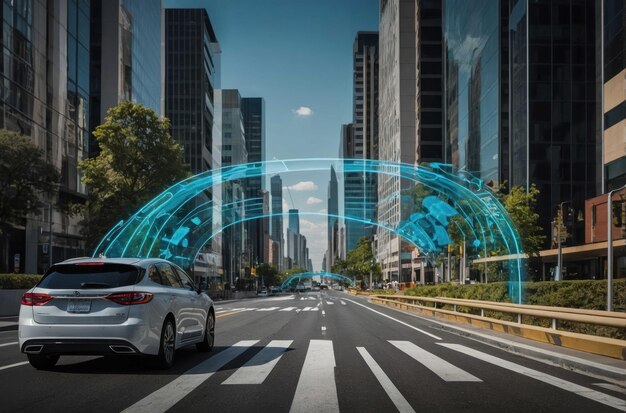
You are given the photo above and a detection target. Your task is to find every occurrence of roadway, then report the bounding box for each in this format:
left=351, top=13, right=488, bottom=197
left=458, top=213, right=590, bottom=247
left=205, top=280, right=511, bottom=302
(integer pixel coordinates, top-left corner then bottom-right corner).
left=0, top=290, right=625, bottom=412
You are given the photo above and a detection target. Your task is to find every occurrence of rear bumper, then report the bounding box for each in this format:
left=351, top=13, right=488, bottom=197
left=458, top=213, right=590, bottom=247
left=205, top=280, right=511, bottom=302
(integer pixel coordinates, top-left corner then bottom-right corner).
left=21, top=339, right=141, bottom=356
left=18, top=316, right=160, bottom=356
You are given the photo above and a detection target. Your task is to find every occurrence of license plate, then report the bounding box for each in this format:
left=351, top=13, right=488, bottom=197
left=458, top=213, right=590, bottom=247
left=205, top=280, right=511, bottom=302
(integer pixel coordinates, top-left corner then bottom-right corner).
left=67, top=300, right=91, bottom=313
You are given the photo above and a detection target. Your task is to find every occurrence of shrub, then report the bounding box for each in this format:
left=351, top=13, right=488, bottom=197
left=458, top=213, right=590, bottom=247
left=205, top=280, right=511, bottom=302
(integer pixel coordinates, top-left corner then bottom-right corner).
left=0, top=274, right=42, bottom=289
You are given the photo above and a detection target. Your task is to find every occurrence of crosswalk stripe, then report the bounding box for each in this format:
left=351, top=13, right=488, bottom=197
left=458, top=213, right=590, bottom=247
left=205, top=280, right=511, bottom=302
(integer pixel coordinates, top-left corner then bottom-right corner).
left=326, top=301, right=334, bottom=305
left=390, top=341, right=481, bottom=382
left=257, top=307, right=280, bottom=312
left=439, top=343, right=626, bottom=412
left=290, top=340, right=339, bottom=413
left=302, top=307, right=312, bottom=312
left=340, top=301, right=346, bottom=305
left=311, top=307, right=319, bottom=312
left=279, top=307, right=297, bottom=312
left=593, top=383, right=626, bottom=393
left=222, top=340, right=293, bottom=385
left=121, top=340, right=258, bottom=413
left=357, top=347, right=415, bottom=413
left=240, top=308, right=258, bottom=312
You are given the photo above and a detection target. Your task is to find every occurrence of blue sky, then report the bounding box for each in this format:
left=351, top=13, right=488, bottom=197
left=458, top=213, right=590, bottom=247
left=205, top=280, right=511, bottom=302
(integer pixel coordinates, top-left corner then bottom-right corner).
left=166, top=0, right=379, bottom=268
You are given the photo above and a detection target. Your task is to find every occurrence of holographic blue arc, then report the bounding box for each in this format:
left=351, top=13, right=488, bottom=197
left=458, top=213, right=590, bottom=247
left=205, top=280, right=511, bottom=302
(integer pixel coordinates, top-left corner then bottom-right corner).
left=93, top=159, right=525, bottom=303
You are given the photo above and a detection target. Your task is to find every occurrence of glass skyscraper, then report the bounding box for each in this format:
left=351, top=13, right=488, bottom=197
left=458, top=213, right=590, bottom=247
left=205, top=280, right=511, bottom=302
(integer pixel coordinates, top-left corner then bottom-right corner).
left=0, top=0, right=90, bottom=273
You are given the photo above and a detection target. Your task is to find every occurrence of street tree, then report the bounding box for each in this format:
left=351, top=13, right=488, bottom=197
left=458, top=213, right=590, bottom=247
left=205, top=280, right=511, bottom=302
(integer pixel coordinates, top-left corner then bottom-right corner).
left=501, top=184, right=546, bottom=258
left=344, top=237, right=381, bottom=282
left=255, top=263, right=279, bottom=286
left=78, top=101, right=189, bottom=249
left=0, top=129, right=60, bottom=271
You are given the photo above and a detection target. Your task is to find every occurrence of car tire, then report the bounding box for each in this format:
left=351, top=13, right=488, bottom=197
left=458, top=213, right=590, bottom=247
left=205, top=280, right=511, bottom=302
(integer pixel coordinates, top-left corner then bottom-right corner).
left=196, top=310, right=215, bottom=352
left=27, top=354, right=59, bottom=370
left=156, top=318, right=176, bottom=369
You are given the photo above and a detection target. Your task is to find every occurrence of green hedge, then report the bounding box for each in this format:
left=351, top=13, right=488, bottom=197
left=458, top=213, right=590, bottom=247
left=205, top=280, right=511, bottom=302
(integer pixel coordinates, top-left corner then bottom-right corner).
left=0, top=274, right=42, bottom=289
left=403, top=280, right=626, bottom=339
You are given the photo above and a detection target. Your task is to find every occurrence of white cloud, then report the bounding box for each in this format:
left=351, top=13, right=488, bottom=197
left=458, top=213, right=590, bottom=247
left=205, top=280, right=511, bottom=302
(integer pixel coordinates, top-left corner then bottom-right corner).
left=306, top=197, right=323, bottom=205
left=319, top=208, right=328, bottom=214
left=282, top=199, right=290, bottom=212
left=292, top=106, right=314, bottom=117
left=285, top=181, right=319, bottom=192
left=300, top=219, right=325, bottom=233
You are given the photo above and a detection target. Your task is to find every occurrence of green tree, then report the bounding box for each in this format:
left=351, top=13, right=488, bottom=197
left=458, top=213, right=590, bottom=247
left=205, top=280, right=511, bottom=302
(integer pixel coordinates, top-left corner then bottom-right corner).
left=78, top=101, right=189, bottom=249
left=501, top=184, right=546, bottom=258
left=344, top=237, right=381, bottom=281
left=0, top=130, right=60, bottom=270
left=255, top=263, right=279, bottom=286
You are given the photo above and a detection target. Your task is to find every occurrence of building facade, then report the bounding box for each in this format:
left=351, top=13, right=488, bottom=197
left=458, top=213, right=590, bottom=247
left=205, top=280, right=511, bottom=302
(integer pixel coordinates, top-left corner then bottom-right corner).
left=603, top=0, right=626, bottom=191
left=0, top=0, right=91, bottom=273
left=377, top=0, right=417, bottom=282
left=241, top=97, right=266, bottom=265
left=344, top=32, right=379, bottom=254
left=327, top=166, right=339, bottom=272
left=270, top=174, right=284, bottom=271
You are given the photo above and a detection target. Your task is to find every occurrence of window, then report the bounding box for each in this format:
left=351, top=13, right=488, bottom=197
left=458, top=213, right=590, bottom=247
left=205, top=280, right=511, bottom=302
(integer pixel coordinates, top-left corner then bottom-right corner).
left=148, top=265, right=163, bottom=285
left=156, top=263, right=182, bottom=288
left=174, top=266, right=196, bottom=291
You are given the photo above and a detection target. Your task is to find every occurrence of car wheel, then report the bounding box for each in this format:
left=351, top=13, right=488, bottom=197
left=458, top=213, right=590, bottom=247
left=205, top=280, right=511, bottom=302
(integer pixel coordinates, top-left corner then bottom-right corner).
left=196, top=310, right=215, bottom=352
left=27, top=354, right=59, bottom=370
left=156, top=318, right=176, bottom=369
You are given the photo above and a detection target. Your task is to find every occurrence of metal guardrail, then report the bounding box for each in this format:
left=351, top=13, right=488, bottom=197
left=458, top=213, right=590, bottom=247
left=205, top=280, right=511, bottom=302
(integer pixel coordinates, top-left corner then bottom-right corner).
left=371, top=295, right=626, bottom=331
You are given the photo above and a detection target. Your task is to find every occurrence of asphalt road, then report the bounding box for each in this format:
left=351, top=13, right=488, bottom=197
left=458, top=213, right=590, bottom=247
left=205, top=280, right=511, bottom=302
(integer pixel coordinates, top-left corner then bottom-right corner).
left=1, top=290, right=625, bottom=412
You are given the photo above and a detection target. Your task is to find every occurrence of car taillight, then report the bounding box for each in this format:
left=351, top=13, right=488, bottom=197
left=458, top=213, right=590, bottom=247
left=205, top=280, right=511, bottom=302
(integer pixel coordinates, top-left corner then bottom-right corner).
left=21, top=293, right=53, bottom=306
left=106, top=292, right=153, bottom=305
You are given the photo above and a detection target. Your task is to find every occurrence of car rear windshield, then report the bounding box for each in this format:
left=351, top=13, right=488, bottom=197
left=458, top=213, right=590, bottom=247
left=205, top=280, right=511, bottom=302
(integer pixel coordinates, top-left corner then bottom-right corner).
left=37, top=263, right=142, bottom=289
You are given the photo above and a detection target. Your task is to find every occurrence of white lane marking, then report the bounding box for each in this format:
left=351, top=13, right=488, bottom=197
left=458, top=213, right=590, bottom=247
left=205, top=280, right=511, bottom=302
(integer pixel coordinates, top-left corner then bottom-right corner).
left=302, top=307, right=312, bottom=312
left=390, top=341, right=481, bottom=382
left=321, top=326, right=327, bottom=331
left=326, top=301, right=334, bottom=305
left=266, top=295, right=296, bottom=301
left=121, top=340, right=258, bottom=413
left=0, top=361, right=28, bottom=371
left=290, top=340, right=338, bottom=413
left=593, top=383, right=626, bottom=393
left=311, top=307, right=319, bottom=312
left=279, top=307, right=297, bottom=312
left=0, top=341, right=18, bottom=348
left=402, top=311, right=626, bottom=376
left=240, top=308, right=258, bottom=312
left=257, top=307, right=280, bottom=312
left=215, top=307, right=223, bottom=310
left=300, top=297, right=305, bottom=301
left=343, top=298, right=441, bottom=340
left=222, top=340, right=293, bottom=385
left=317, top=302, right=322, bottom=307
left=357, top=347, right=415, bottom=413
left=340, top=301, right=347, bottom=306
left=296, top=309, right=302, bottom=313
left=440, top=343, right=626, bottom=412
left=322, top=310, right=326, bottom=316
left=309, top=297, right=316, bottom=300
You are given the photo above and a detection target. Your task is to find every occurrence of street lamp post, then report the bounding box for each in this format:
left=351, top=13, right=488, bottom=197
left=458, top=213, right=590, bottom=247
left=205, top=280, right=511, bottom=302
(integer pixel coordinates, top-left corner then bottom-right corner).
left=607, top=184, right=626, bottom=311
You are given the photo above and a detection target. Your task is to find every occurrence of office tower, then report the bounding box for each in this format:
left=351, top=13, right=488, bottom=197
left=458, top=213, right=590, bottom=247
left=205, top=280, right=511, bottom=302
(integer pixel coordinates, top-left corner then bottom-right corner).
left=377, top=0, right=417, bottom=282
left=221, top=89, right=247, bottom=284
left=90, top=0, right=163, bottom=156
left=242, top=97, right=266, bottom=265
left=603, top=0, right=626, bottom=191
left=327, top=166, right=339, bottom=272
left=288, top=209, right=300, bottom=233
left=165, top=8, right=222, bottom=272
left=507, top=0, right=600, bottom=245
left=416, top=0, right=444, bottom=163
left=344, top=32, right=379, bottom=255
left=270, top=175, right=284, bottom=271
left=0, top=1, right=91, bottom=273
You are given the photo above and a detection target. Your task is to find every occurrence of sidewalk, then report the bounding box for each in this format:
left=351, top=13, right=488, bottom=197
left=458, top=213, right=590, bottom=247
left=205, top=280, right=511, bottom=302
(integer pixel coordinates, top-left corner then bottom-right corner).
left=376, top=301, right=626, bottom=386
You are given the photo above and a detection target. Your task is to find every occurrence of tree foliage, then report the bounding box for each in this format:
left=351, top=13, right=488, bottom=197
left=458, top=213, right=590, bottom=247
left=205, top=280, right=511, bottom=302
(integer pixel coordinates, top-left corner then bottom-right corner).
left=0, top=129, right=59, bottom=232
left=332, top=237, right=381, bottom=280
left=78, top=101, right=189, bottom=249
left=501, top=184, right=546, bottom=257
left=255, top=263, right=279, bottom=286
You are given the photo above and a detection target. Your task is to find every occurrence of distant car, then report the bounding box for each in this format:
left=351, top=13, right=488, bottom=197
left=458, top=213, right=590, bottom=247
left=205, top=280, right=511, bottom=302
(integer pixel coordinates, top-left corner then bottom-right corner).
left=258, top=289, right=268, bottom=297
left=295, top=283, right=305, bottom=293
left=269, top=286, right=281, bottom=295
left=19, top=257, right=215, bottom=370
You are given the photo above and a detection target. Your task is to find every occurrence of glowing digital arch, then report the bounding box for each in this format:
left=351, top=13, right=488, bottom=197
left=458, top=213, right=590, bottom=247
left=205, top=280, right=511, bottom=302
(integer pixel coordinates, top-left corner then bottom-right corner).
left=280, top=272, right=355, bottom=290
left=94, top=159, right=525, bottom=302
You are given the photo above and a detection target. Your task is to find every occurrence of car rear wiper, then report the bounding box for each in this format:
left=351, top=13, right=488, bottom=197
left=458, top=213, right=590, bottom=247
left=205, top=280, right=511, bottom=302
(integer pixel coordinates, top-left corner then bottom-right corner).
left=80, top=282, right=112, bottom=289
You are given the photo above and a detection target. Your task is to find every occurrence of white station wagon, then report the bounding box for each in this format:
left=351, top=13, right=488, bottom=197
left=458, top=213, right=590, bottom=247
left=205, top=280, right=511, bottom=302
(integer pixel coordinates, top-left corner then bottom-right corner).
left=19, top=257, right=215, bottom=370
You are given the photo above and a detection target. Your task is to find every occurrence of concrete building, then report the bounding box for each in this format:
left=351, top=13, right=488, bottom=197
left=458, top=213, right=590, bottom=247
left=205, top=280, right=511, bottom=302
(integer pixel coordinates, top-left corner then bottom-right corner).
left=377, top=0, right=417, bottom=282
left=327, top=166, right=339, bottom=272
left=220, top=89, right=247, bottom=285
